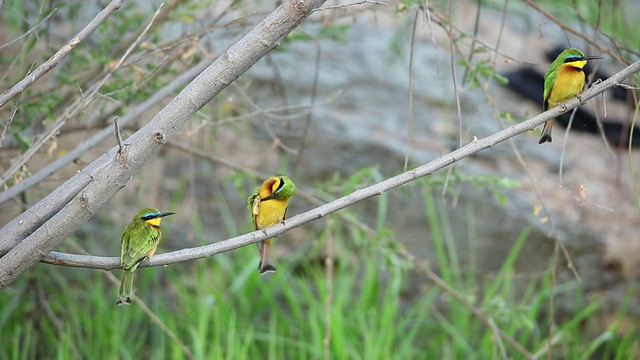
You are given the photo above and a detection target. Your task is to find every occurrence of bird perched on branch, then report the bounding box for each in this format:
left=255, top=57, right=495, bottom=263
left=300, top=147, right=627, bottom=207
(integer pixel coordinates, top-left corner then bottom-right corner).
left=539, top=47, right=601, bottom=143
left=117, top=207, right=175, bottom=306
left=248, top=176, right=296, bottom=274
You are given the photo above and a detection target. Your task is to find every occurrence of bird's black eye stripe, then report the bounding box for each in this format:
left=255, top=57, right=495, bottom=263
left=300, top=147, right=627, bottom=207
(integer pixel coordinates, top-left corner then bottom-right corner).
left=274, top=178, right=285, bottom=193
left=141, top=213, right=157, bottom=220
left=564, top=55, right=583, bottom=63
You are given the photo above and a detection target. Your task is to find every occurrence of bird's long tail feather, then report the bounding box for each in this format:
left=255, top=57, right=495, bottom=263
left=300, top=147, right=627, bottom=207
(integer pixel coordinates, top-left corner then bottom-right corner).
left=258, top=239, right=276, bottom=274
left=117, top=270, right=134, bottom=306
left=539, top=119, right=554, bottom=144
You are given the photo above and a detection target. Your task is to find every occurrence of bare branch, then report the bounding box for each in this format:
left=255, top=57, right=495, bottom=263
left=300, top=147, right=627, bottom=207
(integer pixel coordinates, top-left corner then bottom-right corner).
left=313, top=0, right=387, bottom=12
left=615, top=83, right=640, bottom=90
left=0, top=59, right=210, bottom=211
left=0, top=4, right=163, bottom=189
left=404, top=11, right=418, bottom=172
left=0, top=0, right=329, bottom=288
left=86, top=3, right=164, bottom=99
left=0, top=60, right=211, bottom=258
left=0, top=0, right=126, bottom=109
left=292, top=44, right=320, bottom=175
left=113, top=117, right=125, bottom=154
left=400, top=248, right=536, bottom=359
left=0, top=8, right=57, bottom=51
left=0, top=96, right=19, bottom=149
left=31, top=57, right=640, bottom=272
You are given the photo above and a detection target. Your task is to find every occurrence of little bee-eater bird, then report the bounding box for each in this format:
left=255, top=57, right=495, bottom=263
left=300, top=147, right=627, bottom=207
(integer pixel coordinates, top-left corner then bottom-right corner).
left=539, top=48, right=601, bottom=143
left=117, top=208, right=175, bottom=306
left=248, top=176, right=296, bottom=274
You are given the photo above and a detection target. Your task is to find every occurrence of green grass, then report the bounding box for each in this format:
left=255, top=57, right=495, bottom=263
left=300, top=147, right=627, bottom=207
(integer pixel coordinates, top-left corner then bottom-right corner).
left=2, top=187, right=637, bottom=360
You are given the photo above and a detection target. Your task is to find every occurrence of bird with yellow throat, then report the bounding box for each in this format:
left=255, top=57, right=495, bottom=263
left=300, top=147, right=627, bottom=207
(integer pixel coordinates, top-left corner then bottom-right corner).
left=248, top=176, right=296, bottom=274
left=117, top=208, right=175, bottom=306
left=539, top=48, right=601, bottom=144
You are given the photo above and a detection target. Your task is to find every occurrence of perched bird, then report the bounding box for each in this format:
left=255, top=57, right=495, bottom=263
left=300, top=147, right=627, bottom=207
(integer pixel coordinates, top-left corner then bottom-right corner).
left=117, top=208, right=175, bottom=306
left=539, top=47, right=601, bottom=143
left=248, top=176, right=296, bottom=274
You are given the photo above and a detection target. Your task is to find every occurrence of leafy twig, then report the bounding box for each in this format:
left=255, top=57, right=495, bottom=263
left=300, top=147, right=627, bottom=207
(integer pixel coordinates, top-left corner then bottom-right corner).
left=0, top=0, right=330, bottom=288
left=31, top=58, right=640, bottom=272
left=0, top=8, right=57, bottom=51
left=0, top=0, right=127, bottom=109
left=0, top=2, right=163, bottom=189
left=0, top=59, right=211, bottom=208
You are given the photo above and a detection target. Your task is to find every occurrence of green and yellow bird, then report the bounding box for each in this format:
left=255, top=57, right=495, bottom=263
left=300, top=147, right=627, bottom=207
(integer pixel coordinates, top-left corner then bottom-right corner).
left=539, top=48, right=601, bottom=143
left=117, top=207, right=175, bottom=306
left=248, top=176, right=296, bottom=274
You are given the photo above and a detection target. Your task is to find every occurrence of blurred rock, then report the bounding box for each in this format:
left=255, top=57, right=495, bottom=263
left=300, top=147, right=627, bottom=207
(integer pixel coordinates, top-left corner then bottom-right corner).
left=242, top=18, right=638, bottom=315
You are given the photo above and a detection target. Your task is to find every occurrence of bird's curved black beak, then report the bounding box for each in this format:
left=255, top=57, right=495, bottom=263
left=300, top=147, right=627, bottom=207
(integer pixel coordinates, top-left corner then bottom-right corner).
left=157, top=211, right=175, bottom=218
left=585, top=55, right=602, bottom=60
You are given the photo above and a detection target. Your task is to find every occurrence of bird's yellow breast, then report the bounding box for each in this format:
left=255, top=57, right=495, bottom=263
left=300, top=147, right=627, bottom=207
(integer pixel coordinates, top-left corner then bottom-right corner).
left=547, top=64, right=586, bottom=108
left=254, top=198, right=289, bottom=229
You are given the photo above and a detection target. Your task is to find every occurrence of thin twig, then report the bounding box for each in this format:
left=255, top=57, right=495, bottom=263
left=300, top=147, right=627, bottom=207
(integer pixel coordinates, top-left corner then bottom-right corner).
left=404, top=11, right=419, bottom=172
left=33, top=59, right=640, bottom=270
left=313, top=0, right=387, bottom=12
left=445, top=30, right=583, bottom=282
left=0, top=0, right=331, bottom=288
left=0, top=97, right=19, bottom=149
left=627, top=100, right=640, bottom=213
left=113, top=117, right=125, bottom=154
left=400, top=248, right=536, bottom=359
left=37, top=286, right=82, bottom=359
left=64, top=240, right=195, bottom=360
left=84, top=3, right=165, bottom=102
left=0, top=0, right=127, bottom=109
left=448, top=0, right=463, bottom=148
left=547, top=239, right=559, bottom=360
left=292, top=43, right=321, bottom=176
left=130, top=297, right=195, bottom=359
left=0, top=8, right=57, bottom=51
left=0, top=59, right=211, bottom=206
left=522, top=0, right=634, bottom=64
left=0, top=2, right=163, bottom=189
left=323, top=218, right=335, bottom=360
left=460, top=0, right=482, bottom=85
left=218, top=87, right=341, bottom=123
left=166, top=139, right=375, bottom=234
left=487, top=318, right=509, bottom=360
left=615, top=83, right=640, bottom=90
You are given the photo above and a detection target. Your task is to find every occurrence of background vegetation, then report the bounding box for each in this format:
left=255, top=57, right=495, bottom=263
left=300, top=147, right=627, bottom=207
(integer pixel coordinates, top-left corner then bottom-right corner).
left=1, top=0, right=639, bottom=358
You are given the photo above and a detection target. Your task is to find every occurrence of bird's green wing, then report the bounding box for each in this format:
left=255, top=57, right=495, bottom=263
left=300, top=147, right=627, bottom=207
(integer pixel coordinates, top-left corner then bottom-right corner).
left=121, top=222, right=159, bottom=270
left=542, top=66, right=557, bottom=110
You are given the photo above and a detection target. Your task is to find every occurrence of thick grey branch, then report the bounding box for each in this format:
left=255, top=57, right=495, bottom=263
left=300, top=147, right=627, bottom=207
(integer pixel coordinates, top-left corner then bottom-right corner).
left=0, top=59, right=211, bottom=254
left=0, top=0, right=328, bottom=288
left=38, top=58, right=640, bottom=270
left=0, top=0, right=126, bottom=109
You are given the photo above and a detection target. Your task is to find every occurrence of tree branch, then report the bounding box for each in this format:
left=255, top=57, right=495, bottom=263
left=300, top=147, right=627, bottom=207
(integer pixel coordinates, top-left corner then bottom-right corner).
left=0, top=0, right=328, bottom=288
left=0, top=0, right=126, bottom=109
left=0, top=3, right=164, bottom=189
left=0, top=59, right=211, bottom=255
left=313, top=0, right=387, bottom=12
left=0, top=8, right=57, bottom=51
left=35, top=58, right=640, bottom=271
